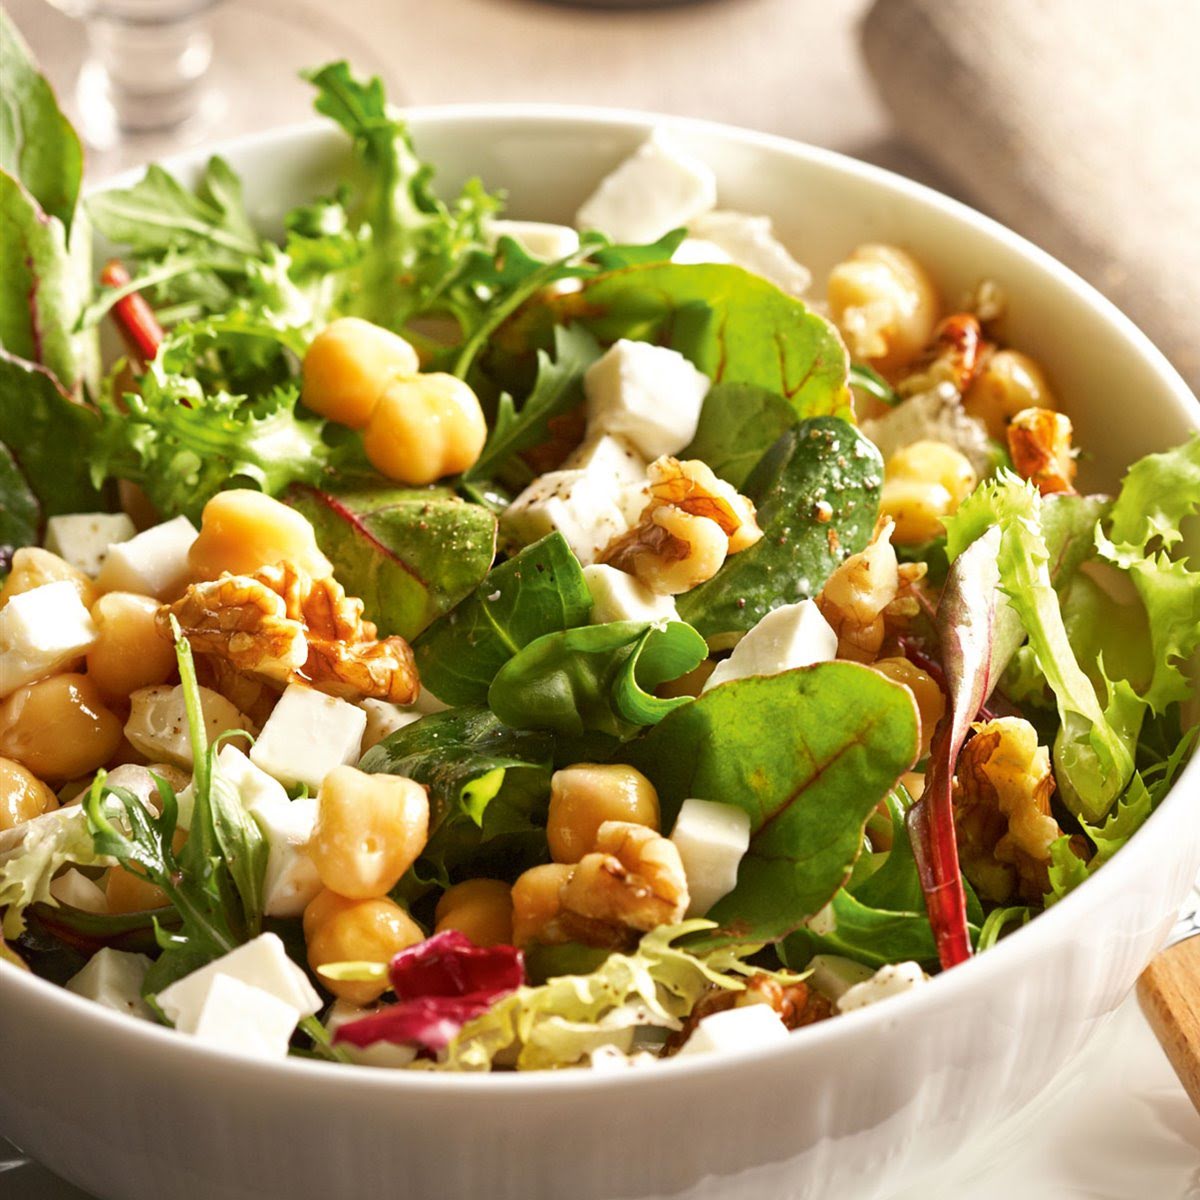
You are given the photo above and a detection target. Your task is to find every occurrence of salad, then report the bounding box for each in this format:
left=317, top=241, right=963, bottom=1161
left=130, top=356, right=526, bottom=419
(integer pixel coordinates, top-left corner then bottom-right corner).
left=0, top=18, right=1197, bottom=1073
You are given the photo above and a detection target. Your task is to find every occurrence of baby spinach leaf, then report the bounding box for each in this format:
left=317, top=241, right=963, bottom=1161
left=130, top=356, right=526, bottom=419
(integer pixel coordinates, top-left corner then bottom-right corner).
left=0, top=11, right=83, bottom=231
left=287, top=483, right=497, bottom=641
left=412, top=533, right=592, bottom=706
left=681, top=381, right=800, bottom=489
left=677, top=417, right=883, bottom=639
left=782, top=890, right=942, bottom=970
left=487, top=620, right=708, bottom=738
left=0, top=441, right=39, bottom=565
left=624, top=664, right=920, bottom=941
left=359, top=707, right=553, bottom=888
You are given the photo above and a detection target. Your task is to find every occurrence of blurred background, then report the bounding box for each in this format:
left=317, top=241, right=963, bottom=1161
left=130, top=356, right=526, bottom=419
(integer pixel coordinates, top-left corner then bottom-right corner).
left=3, top=0, right=1199, bottom=1194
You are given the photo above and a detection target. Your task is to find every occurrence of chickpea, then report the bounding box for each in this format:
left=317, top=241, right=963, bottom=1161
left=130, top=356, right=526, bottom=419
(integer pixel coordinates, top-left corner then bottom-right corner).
left=0, top=756, right=59, bottom=831
left=434, top=879, right=514, bottom=947
left=602, top=506, right=729, bottom=596
left=880, top=441, right=977, bottom=545
left=547, top=764, right=660, bottom=864
left=0, top=547, right=96, bottom=611
left=963, top=349, right=1056, bottom=442
left=827, top=243, right=940, bottom=374
left=304, top=889, right=424, bottom=1004
left=189, top=490, right=332, bottom=581
left=0, top=674, right=122, bottom=781
left=86, top=592, right=177, bottom=700
left=655, top=659, right=716, bottom=700
left=510, top=863, right=574, bottom=949
left=872, top=657, right=946, bottom=757
left=302, top=318, right=420, bottom=428
left=308, top=767, right=429, bottom=900
left=363, top=374, right=488, bottom=485
left=105, top=828, right=187, bottom=914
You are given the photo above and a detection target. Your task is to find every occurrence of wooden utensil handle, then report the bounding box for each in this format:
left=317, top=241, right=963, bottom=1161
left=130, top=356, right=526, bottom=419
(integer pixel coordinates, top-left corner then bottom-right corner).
left=1137, top=935, right=1200, bottom=1111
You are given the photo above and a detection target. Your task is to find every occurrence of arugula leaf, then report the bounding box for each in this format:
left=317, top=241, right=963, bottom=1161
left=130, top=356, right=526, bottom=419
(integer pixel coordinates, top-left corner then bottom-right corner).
left=464, top=324, right=602, bottom=485
left=623, top=664, right=920, bottom=941
left=413, top=532, right=592, bottom=706
left=0, top=11, right=82, bottom=231
left=677, top=417, right=883, bottom=639
left=487, top=620, right=708, bottom=739
left=287, top=484, right=497, bottom=640
left=0, top=441, right=39, bottom=564
left=359, top=707, right=554, bottom=890
left=681, top=381, right=800, bottom=489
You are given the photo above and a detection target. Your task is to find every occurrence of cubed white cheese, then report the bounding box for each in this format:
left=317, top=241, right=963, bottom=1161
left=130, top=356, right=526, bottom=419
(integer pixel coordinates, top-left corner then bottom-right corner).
left=807, top=900, right=837, bottom=937
left=576, top=129, right=717, bottom=244
left=156, top=932, right=321, bottom=1032
left=489, top=219, right=580, bottom=261
left=836, top=961, right=928, bottom=1013
left=94, top=515, right=198, bottom=600
left=807, top=954, right=876, bottom=1004
left=583, top=564, right=678, bottom=626
left=66, top=949, right=154, bottom=1020
left=669, top=798, right=751, bottom=917
left=50, top=868, right=109, bottom=914
left=44, top=512, right=137, bottom=577
left=188, top=974, right=299, bottom=1060
left=0, top=580, right=99, bottom=697
left=324, top=1000, right=419, bottom=1069
left=252, top=795, right=322, bottom=918
left=671, top=237, right=734, bottom=266
left=501, top=468, right=630, bottom=567
left=675, top=1002, right=788, bottom=1058
left=703, top=600, right=837, bottom=692
left=584, top=339, right=709, bottom=460
left=250, top=683, right=366, bottom=791
left=177, top=743, right=288, bottom=831
left=125, top=684, right=252, bottom=769
left=563, top=433, right=648, bottom=488
left=359, top=698, right=421, bottom=752
left=689, top=212, right=812, bottom=297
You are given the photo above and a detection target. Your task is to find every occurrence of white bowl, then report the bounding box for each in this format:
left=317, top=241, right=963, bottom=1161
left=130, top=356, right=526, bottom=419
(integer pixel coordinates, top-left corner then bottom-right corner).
left=2, top=108, right=1197, bottom=1200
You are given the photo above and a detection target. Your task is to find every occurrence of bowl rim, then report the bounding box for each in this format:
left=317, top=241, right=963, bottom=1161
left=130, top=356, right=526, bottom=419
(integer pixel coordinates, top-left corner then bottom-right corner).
left=4, top=102, right=1198, bottom=1096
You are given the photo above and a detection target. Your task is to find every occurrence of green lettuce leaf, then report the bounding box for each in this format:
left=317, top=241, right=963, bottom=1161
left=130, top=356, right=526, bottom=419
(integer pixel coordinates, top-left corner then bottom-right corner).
left=782, top=890, right=940, bottom=970
left=677, top=417, right=883, bottom=639
left=412, top=533, right=592, bottom=706
left=624, top=664, right=920, bottom=941
left=487, top=620, right=708, bottom=738
left=287, top=484, right=497, bottom=640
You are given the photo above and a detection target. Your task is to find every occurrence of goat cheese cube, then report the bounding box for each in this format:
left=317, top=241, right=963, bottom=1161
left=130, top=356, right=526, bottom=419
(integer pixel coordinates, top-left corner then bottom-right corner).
left=836, top=961, right=928, bottom=1013
left=156, top=932, right=321, bottom=1032
left=325, top=1000, right=419, bottom=1069
left=576, top=129, right=717, bottom=244
left=95, top=515, right=198, bottom=600
left=584, top=564, right=678, bottom=626
left=489, top=219, right=580, bottom=261
left=688, top=212, right=812, bottom=297
left=501, top=468, right=630, bottom=566
left=564, top=433, right=648, bottom=487
left=178, top=743, right=288, bottom=831
left=125, top=684, right=251, bottom=769
left=703, top=600, right=837, bottom=692
left=50, top=868, right=109, bottom=914
left=675, top=1002, right=788, bottom=1058
left=188, top=974, right=299, bottom=1060
left=671, top=237, right=734, bottom=266
left=44, top=512, right=138, bottom=577
left=250, top=683, right=366, bottom=791
left=359, top=699, right=421, bottom=752
left=584, top=340, right=709, bottom=460
left=251, top=795, right=323, bottom=918
left=670, top=798, right=751, bottom=917
left=66, top=949, right=154, bottom=1020
left=0, top=580, right=99, bottom=697
left=807, top=955, right=876, bottom=1004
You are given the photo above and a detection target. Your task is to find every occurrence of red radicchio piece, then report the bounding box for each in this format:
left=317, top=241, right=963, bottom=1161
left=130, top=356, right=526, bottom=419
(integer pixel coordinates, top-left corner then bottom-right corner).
left=332, top=931, right=524, bottom=1053
left=907, top=527, right=1003, bottom=971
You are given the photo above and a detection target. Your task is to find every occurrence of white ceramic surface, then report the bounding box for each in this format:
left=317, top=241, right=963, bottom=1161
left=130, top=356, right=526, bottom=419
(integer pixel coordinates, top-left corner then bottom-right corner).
left=1, top=109, right=1198, bottom=1200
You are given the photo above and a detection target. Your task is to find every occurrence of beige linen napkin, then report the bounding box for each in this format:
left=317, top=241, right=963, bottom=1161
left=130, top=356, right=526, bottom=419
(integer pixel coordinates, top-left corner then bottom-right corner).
left=861, top=0, right=1200, bottom=395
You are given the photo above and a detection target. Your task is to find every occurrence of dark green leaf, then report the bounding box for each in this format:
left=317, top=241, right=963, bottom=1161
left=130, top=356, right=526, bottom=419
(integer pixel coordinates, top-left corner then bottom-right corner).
left=287, top=484, right=497, bottom=640
left=782, top=890, right=941, bottom=970
left=677, top=417, right=883, bottom=639
left=488, top=620, right=708, bottom=738
left=412, top=532, right=592, bottom=706
left=682, top=381, right=801, bottom=490
left=0, top=440, right=40, bottom=564
left=623, top=664, right=920, bottom=941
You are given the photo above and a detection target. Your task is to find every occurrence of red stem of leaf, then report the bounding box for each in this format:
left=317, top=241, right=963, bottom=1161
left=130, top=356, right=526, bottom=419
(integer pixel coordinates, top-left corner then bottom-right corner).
left=100, top=260, right=163, bottom=364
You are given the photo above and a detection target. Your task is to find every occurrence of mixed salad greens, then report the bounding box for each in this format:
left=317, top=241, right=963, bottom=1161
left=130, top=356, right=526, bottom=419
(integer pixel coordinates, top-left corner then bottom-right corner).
left=0, top=13, right=1197, bottom=1072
